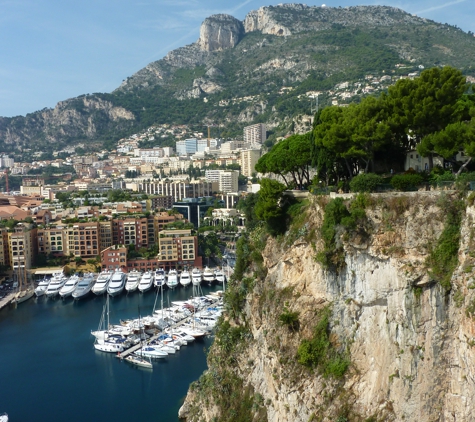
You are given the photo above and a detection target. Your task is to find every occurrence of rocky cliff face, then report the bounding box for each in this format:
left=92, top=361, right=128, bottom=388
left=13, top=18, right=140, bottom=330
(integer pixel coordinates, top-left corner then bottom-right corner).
left=0, top=96, right=134, bottom=148
left=197, top=14, right=244, bottom=52
left=180, top=192, right=475, bottom=421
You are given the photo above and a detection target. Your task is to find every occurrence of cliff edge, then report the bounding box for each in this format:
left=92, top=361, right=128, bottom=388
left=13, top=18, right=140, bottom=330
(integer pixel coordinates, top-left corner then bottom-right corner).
left=180, top=191, right=475, bottom=421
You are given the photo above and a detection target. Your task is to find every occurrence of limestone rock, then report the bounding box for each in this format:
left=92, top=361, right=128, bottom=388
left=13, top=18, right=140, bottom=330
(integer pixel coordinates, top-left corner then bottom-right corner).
left=197, top=14, right=244, bottom=52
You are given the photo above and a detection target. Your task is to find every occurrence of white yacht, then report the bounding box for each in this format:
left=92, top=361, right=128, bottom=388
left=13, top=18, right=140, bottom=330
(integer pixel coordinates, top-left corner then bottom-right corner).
left=154, top=268, right=166, bottom=288
left=179, top=270, right=191, bottom=287
left=137, top=345, right=167, bottom=359
left=191, top=268, right=202, bottom=286
left=59, top=274, right=80, bottom=298
left=107, top=269, right=127, bottom=296
left=214, top=268, right=226, bottom=284
left=72, top=273, right=95, bottom=300
left=0, top=413, right=8, bottom=422
left=45, top=271, right=68, bottom=298
left=202, top=266, right=215, bottom=285
left=138, top=271, right=154, bottom=293
left=125, top=270, right=141, bottom=292
left=92, top=270, right=112, bottom=295
left=34, top=277, right=50, bottom=297
left=166, top=269, right=178, bottom=289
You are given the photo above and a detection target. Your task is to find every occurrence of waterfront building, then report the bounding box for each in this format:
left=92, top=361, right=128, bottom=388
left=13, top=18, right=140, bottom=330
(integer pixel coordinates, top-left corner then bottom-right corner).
left=99, top=220, right=113, bottom=252
left=37, top=226, right=66, bottom=256
left=101, top=245, right=127, bottom=271
left=158, top=229, right=201, bottom=271
left=66, top=222, right=100, bottom=259
left=112, top=217, right=149, bottom=249
left=8, top=223, right=38, bottom=270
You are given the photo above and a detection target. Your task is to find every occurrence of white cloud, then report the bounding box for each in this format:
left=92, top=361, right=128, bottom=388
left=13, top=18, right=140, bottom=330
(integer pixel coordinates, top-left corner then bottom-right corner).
left=414, top=0, right=467, bottom=15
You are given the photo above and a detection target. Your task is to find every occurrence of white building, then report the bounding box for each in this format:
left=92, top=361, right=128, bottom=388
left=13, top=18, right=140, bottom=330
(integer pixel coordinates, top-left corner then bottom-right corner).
left=205, top=170, right=239, bottom=193
left=243, top=123, right=266, bottom=145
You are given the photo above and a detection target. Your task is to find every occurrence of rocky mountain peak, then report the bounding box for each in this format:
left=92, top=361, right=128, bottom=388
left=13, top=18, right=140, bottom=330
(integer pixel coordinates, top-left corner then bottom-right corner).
left=197, top=14, right=244, bottom=52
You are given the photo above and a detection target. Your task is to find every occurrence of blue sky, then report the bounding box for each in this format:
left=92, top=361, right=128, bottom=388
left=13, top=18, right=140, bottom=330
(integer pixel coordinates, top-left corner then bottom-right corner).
left=1, top=0, right=474, bottom=118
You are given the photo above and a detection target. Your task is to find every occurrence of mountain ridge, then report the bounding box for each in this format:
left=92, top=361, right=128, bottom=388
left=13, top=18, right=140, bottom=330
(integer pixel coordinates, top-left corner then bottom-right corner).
left=1, top=4, right=475, bottom=156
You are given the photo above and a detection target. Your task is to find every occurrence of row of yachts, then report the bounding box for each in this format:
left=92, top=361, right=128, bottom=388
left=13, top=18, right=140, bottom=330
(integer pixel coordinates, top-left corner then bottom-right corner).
left=92, top=290, right=224, bottom=369
left=34, top=266, right=227, bottom=300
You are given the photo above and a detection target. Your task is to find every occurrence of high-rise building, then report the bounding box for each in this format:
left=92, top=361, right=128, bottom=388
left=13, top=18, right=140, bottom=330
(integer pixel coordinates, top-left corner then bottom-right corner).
left=240, top=148, right=262, bottom=177
left=243, top=123, right=266, bottom=145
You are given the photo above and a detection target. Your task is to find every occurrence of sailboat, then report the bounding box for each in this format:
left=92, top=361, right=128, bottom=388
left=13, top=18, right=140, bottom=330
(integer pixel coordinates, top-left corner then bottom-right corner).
left=124, top=353, right=153, bottom=369
left=13, top=258, right=34, bottom=305
left=93, top=295, right=125, bottom=353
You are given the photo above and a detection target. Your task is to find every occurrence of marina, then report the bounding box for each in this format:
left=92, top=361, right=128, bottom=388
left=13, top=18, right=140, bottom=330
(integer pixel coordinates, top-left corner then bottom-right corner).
left=0, top=281, right=222, bottom=422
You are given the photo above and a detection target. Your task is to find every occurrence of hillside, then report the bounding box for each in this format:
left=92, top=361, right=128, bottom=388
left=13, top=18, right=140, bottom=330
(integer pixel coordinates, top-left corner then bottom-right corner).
left=1, top=4, right=475, bottom=154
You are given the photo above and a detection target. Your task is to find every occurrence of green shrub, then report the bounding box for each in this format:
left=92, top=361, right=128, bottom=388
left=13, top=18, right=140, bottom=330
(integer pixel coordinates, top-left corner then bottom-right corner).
left=279, top=307, right=300, bottom=331
left=349, top=173, right=384, bottom=193
left=427, top=196, right=464, bottom=291
left=390, top=173, right=425, bottom=191
left=297, top=306, right=350, bottom=378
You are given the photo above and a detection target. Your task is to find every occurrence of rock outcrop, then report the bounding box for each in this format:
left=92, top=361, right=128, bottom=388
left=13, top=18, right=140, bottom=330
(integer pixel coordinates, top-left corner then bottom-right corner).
left=180, top=192, right=475, bottom=421
left=197, top=14, right=244, bottom=52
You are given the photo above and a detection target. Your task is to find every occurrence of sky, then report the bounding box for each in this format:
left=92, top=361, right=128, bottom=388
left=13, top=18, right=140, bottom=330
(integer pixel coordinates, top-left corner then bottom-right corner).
left=1, top=0, right=474, bottom=118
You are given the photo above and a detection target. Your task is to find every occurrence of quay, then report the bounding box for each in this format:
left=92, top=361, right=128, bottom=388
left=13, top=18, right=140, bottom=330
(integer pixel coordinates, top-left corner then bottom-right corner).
left=0, top=293, right=14, bottom=311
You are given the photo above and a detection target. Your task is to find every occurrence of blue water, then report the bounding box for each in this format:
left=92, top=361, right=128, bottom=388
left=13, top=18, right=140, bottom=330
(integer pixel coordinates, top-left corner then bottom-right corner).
left=0, top=286, right=217, bottom=421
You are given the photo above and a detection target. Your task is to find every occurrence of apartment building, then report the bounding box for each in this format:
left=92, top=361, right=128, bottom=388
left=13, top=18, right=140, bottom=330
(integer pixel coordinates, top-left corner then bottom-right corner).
left=137, top=180, right=217, bottom=202
left=243, top=123, right=266, bottom=145
left=9, top=223, right=37, bottom=270
left=112, top=217, right=149, bottom=248
left=66, top=222, right=100, bottom=258
left=101, top=245, right=127, bottom=271
left=240, top=148, right=261, bottom=177
left=0, top=228, right=10, bottom=268
left=99, top=220, right=113, bottom=252
left=37, top=226, right=67, bottom=255
left=158, top=229, right=201, bottom=270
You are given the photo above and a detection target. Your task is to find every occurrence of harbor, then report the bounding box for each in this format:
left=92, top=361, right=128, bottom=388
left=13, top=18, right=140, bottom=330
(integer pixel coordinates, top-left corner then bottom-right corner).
left=0, top=280, right=223, bottom=422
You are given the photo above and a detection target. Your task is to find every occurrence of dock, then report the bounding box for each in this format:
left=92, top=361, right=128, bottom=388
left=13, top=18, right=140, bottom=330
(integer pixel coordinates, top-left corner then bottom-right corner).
left=0, top=293, right=14, bottom=310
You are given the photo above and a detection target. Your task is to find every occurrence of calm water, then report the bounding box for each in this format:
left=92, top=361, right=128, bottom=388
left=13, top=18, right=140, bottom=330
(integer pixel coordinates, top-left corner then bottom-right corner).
left=0, top=285, right=218, bottom=421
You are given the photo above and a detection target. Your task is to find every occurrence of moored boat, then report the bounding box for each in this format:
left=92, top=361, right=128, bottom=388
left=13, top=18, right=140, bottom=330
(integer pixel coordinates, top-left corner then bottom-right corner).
left=214, top=268, right=226, bottom=284
left=45, top=271, right=68, bottom=298
left=179, top=269, right=191, bottom=287
left=202, top=266, right=215, bottom=286
left=125, top=270, right=141, bottom=292
left=191, top=267, right=202, bottom=286
left=138, top=271, right=154, bottom=293
left=72, top=273, right=95, bottom=300
left=154, top=268, right=165, bottom=287
left=59, top=274, right=80, bottom=298
left=107, top=269, right=126, bottom=296
left=92, top=270, right=112, bottom=295
left=166, top=269, right=178, bottom=289
left=124, top=353, right=152, bottom=369
left=0, top=412, right=8, bottom=422
left=34, top=277, right=50, bottom=297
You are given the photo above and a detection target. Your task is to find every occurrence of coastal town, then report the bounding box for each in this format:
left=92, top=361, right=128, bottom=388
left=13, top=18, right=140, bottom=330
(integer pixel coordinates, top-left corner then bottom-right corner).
left=0, top=121, right=267, bottom=307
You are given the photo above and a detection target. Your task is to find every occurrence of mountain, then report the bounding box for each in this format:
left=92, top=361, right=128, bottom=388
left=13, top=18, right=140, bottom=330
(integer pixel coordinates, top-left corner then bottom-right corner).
left=1, top=4, right=475, bottom=154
